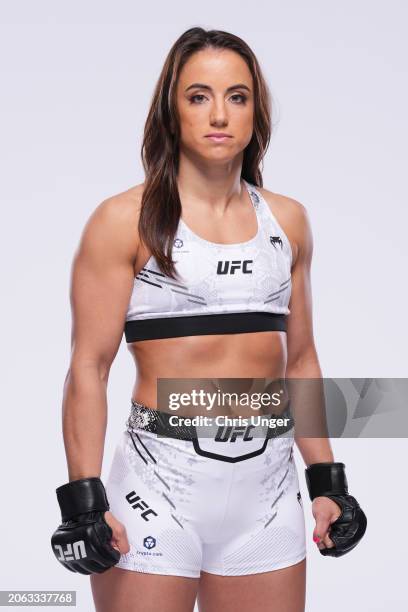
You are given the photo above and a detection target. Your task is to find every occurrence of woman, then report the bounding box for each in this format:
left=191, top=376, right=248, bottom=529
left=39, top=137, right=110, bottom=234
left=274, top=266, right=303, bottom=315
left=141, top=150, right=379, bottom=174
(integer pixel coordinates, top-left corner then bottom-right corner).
left=51, top=27, right=367, bottom=612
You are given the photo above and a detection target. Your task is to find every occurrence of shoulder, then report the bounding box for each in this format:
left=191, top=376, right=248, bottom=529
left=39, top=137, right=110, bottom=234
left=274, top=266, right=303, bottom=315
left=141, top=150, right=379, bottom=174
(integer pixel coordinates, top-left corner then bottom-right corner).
left=97, top=182, right=144, bottom=223
left=257, top=186, right=313, bottom=266
left=77, top=182, right=145, bottom=261
left=257, top=186, right=310, bottom=229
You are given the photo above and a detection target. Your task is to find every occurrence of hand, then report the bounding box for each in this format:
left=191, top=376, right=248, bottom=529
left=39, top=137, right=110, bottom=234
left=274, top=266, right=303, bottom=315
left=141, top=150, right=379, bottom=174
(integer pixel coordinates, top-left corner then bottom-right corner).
left=311, top=496, right=342, bottom=552
left=305, top=462, right=367, bottom=557
left=103, top=511, right=130, bottom=555
left=51, top=477, right=127, bottom=574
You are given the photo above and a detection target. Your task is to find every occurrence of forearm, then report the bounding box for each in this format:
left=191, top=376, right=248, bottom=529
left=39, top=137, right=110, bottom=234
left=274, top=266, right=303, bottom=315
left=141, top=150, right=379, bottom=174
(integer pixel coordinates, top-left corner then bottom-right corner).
left=61, top=361, right=109, bottom=481
left=286, top=356, right=334, bottom=466
left=294, top=436, right=334, bottom=466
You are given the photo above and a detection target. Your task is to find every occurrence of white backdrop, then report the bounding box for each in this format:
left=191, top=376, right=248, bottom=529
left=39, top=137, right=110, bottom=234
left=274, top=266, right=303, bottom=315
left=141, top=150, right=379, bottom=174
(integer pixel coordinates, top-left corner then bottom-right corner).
left=1, top=1, right=407, bottom=610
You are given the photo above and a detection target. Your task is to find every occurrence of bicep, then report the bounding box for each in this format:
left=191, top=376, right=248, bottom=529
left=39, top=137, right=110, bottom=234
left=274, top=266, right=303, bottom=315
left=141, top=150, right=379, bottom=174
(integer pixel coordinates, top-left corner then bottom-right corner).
left=69, top=197, right=138, bottom=373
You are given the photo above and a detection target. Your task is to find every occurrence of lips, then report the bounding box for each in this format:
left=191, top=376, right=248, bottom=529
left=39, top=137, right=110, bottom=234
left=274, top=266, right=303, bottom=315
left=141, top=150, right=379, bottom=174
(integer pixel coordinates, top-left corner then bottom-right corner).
left=205, top=133, right=232, bottom=142
left=206, top=133, right=232, bottom=137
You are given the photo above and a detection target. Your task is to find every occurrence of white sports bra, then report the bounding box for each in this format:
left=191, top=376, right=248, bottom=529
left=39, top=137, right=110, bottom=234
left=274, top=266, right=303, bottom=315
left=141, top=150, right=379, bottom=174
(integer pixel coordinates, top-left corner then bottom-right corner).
left=124, top=179, right=292, bottom=342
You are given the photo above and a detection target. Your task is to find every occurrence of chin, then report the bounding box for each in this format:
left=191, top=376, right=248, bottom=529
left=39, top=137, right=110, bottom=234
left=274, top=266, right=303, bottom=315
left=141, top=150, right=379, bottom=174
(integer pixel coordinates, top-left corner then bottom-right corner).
left=203, top=152, right=237, bottom=164
left=182, top=141, right=238, bottom=164
left=202, top=145, right=239, bottom=160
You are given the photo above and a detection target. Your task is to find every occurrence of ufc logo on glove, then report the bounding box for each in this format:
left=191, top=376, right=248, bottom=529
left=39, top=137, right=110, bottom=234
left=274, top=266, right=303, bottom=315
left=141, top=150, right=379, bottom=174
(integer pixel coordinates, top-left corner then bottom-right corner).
left=53, top=540, right=87, bottom=562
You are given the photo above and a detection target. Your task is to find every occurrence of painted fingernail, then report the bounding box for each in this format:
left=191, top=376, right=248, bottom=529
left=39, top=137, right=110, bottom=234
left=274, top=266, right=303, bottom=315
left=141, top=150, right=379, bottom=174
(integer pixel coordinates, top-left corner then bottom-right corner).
left=313, top=535, right=321, bottom=543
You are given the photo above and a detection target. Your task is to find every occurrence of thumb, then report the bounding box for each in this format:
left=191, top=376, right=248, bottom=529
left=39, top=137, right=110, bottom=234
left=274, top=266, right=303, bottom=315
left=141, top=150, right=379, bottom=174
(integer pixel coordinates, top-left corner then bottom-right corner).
left=104, top=511, right=130, bottom=554
left=110, top=528, right=130, bottom=554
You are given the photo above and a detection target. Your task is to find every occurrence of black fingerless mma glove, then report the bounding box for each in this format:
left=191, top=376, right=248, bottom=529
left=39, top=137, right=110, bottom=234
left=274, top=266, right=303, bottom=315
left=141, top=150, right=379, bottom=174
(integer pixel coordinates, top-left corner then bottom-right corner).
left=51, top=477, right=121, bottom=574
left=305, top=462, right=367, bottom=558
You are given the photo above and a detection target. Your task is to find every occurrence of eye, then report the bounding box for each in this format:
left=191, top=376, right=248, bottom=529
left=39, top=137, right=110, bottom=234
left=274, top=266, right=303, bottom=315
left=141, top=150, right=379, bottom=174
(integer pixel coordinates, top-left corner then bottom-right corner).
left=230, top=93, right=247, bottom=104
left=189, top=94, right=207, bottom=104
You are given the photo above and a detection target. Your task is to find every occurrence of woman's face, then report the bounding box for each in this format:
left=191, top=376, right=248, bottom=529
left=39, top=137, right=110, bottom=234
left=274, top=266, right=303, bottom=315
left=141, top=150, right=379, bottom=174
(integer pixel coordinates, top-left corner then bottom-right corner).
left=175, top=48, right=254, bottom=164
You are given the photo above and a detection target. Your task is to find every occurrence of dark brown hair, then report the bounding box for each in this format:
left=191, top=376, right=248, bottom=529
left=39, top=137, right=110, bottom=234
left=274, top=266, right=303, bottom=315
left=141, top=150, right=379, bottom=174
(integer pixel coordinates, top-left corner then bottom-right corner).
left=139, top=26, right=272, bottom=279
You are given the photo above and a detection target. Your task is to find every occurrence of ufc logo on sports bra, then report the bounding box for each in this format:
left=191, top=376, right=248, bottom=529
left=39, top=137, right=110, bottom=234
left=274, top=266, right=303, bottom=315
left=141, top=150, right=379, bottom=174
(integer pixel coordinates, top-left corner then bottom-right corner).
left=215, top=425, right=255, bottom=442
left=217, top=260, right=253, bottom=275
left=126, top=491, right=159, bottom=521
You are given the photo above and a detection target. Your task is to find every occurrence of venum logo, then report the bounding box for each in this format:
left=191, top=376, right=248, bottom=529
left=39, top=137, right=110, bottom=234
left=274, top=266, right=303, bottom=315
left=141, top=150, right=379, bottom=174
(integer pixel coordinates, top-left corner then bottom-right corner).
left=215, top=425, right=255, bottom=442
left=270, top=236, right=283, bottom=249
left=53, top=541, right=87, bottom=562
left=217, top=260, right=253, bottom=275
left=174, top=238, right=184, bottom=248
left=143, top=536, right=156, bottom=549
left=126, top=491, right=159, bottom=521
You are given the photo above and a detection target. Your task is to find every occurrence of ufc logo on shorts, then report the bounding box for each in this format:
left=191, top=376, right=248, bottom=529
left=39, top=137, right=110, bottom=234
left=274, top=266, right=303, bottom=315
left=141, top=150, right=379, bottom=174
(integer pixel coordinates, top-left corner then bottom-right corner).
left=214, top=425, right=255, bottom=442
left=126, top=491, right=159, bottom=521
left=53, top=541, right=87, bottom=561
left=217, top=260, right=253, bottom=274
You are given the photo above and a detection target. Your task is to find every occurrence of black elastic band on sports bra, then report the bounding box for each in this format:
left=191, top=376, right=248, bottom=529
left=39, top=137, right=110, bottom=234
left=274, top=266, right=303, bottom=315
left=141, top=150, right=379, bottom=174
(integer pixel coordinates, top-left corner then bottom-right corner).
left=124, top=312, right=287, bottom=343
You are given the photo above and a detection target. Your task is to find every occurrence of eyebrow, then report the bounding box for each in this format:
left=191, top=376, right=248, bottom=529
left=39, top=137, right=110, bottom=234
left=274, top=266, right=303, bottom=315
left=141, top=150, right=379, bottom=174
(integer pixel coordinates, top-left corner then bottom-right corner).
left=185, top=82, right=251, bottom=93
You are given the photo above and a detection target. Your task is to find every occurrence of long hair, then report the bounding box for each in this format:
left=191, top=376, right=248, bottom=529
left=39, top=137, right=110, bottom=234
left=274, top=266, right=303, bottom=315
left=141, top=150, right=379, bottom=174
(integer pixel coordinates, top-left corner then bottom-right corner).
left=139, top=27, right=272, bottom=280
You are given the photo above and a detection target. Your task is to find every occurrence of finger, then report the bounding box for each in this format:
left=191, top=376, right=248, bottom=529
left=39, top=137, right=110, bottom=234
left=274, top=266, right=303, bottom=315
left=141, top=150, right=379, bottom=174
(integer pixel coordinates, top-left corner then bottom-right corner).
left=104, top=512, right=130, bottom=554
left=111, top=528, right=130, bottom=554
left=331, top=506, right=342, bottom=522
left=313, top=518, right=331, bottom=544
left=110, top=539, right=129, bottom=554
left=322, top=533, right=335, bottom=548
left=118, top=535, right=130, bottom=554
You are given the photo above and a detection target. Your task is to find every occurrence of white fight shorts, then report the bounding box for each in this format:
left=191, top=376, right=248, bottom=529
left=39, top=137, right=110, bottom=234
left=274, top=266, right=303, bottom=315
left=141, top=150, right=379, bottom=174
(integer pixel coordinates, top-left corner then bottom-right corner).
left=105, top=401, right=306, bottom=577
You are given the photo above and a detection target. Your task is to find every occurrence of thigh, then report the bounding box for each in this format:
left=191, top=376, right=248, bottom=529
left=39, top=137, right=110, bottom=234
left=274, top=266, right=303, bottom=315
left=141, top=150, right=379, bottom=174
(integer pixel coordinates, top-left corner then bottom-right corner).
left=91, top=566, right=199, bottom=612
left=197, top=558, right=306, bottom=612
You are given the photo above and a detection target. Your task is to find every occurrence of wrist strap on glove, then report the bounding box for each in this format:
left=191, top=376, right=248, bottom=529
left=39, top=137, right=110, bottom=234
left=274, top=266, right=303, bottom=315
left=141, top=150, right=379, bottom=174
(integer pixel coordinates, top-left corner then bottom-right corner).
left=56, top=477, right=109, bottom=522
left=305, top=462, right=348, bottom=500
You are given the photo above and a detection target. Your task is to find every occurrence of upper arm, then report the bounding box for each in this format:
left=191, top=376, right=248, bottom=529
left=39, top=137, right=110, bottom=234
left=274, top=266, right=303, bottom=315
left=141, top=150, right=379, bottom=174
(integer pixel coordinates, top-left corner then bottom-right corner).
left=284, top=199, right=317, bottom=369
left=69, top=190, right=141, bottom=375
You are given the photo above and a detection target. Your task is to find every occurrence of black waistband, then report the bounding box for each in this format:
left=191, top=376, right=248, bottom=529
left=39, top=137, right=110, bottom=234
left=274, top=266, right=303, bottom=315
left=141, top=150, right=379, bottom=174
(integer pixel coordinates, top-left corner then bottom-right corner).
left=125, top=312, right=287, bottom=343
left=126, top=400, right=294, bottom=442
left=127, top=402, right=196, bottom=441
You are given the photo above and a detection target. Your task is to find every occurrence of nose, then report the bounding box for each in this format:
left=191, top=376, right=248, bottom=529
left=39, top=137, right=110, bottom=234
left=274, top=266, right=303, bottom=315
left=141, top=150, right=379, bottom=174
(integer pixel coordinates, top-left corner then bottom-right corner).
left=209, top=95, right=228, bottom=127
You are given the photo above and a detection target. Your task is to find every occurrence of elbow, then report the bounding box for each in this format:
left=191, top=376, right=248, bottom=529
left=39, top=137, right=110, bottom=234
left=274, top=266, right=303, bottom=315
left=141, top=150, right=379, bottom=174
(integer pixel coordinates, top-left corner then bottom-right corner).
left=286, top=348, right=321, bottom=376
left=65, top=358, right=112, bottom=388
